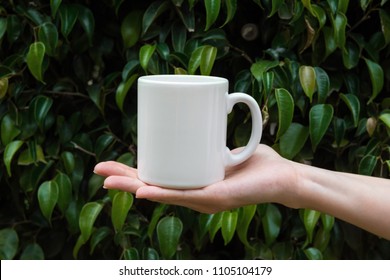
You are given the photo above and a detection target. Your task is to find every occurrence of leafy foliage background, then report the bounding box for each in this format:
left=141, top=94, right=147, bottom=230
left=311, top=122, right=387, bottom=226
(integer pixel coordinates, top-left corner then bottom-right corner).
left=0, top=0, right=390, bottom=260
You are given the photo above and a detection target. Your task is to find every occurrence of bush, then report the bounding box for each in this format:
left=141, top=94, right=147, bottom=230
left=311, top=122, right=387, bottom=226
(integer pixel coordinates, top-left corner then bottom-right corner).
left=0, top=0, right=389, bottom=260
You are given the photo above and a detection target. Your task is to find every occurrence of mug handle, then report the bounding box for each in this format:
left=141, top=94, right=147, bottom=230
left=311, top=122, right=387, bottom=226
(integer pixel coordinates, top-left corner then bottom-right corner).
left=224, top=93, right=262, bottom=167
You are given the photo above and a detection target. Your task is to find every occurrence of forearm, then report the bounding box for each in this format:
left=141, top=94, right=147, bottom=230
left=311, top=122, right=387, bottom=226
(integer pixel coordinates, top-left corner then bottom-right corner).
left=294, top=162, right=390, bottom=240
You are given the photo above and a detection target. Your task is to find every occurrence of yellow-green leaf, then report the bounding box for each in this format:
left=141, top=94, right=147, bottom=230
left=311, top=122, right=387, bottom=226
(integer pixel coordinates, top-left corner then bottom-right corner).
left=299, top=65, right=316, bottom=102
left=26, top=42, right=46, bottom=83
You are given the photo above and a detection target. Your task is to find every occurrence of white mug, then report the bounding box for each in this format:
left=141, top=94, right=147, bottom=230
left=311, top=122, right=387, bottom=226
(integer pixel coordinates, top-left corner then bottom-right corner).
left=137, top=75, right=262, bottom=189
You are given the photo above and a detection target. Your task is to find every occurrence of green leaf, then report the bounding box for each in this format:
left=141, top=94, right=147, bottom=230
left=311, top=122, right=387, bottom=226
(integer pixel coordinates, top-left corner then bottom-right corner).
left=299, top=65, right=316, bottom=103
left=143, top=247, right=159, bottom=260
left=61, top=151, right=75, bottom=174
left=332, top=12, right=347, bottom=50
left=54, top=172, right=72, bottom=213
left=59, top=4, right=79, bottom=38
left=269, top=0, right=283, bottom=17
left=342, top=40, right=360, bottom=69
left=38, top=22, right=58, bottom=56
left=200, top=45, right=217, bottom=75
left=221, top=210, right=238, bottom=245
left=222, top=0, right=237, bottom=26
left=365, top=58, right=384, bottom=104
left=236, top=205, right=256, bottom=247
left=37, top=181, right=59, bottom=223
left=20, top=243, right=45, bottom=260
left=340, top=93, right=360, bottom=127
left=77, top=5, right=95, bottom=46
left=275, top=88, right=294, bottom=140
left=379, top=113, right=390, bottom=128
left=209, top=212, right=223, bottom=242
left=1, top=114, right=20, bottom=146
left=279, top=123, right=309, bottom=160
left=309, top=104, right=334, bottom=151
left=0, top=17, right=7, bottom=40
left=380, top=9, right=390, bottom=45
left=30, top=95, right=53, bottom=130
left=121, top=10, right=143, bottom=48
left=0, top=228, right=19, bottom=260
left=79, top=202, right=104, bottom=242
left=7, top=15, right=22, bottom=44
left=321, top=213, right=335, bottom=232
left=303, top=209, right=321, bottom=243
left=50, top=0, right=62, bottom=18
left=171, top=22, right=187, bottom=52
left=116, top=74, right=138, bottom=112
left=188, top=46, right=204, bottom=74
left=95, top=134, right=115, bottom=159
left=90, top=227, right=111, bottom=255
left=111, top=191, right=133, bottom=232
left=204, top=0, right=221, bottom=31
left=87, top=84, right=104, bottom=113
left=26, top=42, right=46, bottom=83
left=0, top=77, right=8, bottom=99
left=124, top=248, right=139, bottom=260
left=314, top=67, right=330, bottom=103
left=157, top=216, right=183, bottom=259
left=142, top=0, right=170, bottom=35
left=139, top=44, right=156, bottom=72
left=4, top=140, right=24, bottom=176
left=262, top=204, right=282, bottom=246
left=250, top=60, right=279, bottom=82
left=148, top=204, right=168, bottom=240
left=358, top=155, right=377, bottom=176
left=304, top=247, right=323, bottom=260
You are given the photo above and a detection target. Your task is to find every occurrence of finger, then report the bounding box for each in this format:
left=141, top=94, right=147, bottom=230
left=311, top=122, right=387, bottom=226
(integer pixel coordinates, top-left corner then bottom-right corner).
left=103, top=175, right=147, bottom=193
left=94, top=161, right=137, bottom=177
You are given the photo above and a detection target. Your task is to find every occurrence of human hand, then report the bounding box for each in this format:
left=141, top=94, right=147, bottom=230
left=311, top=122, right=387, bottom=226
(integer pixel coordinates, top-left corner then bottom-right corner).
left=93, top=144, right=300, bottom=213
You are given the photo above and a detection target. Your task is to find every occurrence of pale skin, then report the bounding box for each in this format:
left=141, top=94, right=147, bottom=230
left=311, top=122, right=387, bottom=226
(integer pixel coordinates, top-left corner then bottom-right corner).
left=94, top=144, right=390, bottom=240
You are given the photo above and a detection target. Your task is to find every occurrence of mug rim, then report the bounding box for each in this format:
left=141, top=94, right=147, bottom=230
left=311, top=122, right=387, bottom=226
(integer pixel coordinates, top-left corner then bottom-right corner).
left=138, top=74, right=227, bottom=85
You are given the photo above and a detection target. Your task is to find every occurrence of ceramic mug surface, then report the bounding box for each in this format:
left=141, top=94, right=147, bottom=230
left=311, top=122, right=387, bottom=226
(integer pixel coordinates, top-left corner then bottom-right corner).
left=137, top=75, right=262, bottom=188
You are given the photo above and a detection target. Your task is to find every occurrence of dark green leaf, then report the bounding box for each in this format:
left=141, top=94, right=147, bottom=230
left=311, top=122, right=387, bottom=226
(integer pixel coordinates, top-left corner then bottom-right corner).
left=380, top=9, right=390, bottom=45
left=7, top=15, right=22, bottom=44
left=304, top=247, right=323, bottom=260
left=37, top=180, right=59, bottom=223
left=26, top=42, right=46, bottom=83
left=59, top=4, right=79, bottom=38
left=340, top=93, right=360, bottom=127
left=121, top=10, right=143, bottom=48
left=342, top=40, right=360, bottom=69
left=77, top=5, right=95, bottom=46
left=269, top=0, right=283, bottom=17
left=79, top=202, right=103, bottom=242
left=275, top=88, right=294, bottom=140
left=171, top=22, right=187, bottom=52
left=111, top=191, right=133, bottom=232
left=1, top=114, right=20, bottom=146
left=95, top=134, right=115, bottom=159
left=50, top=0, right=62, bottom=18
left=61, top=151, right=75, bottom=174
left=38, top=22, right=58, bottom=56
left=89, top=227, right=111, bottom=255
left=0, top=228, right=19, bottom=260
left=30, top=95, right=53, bottom=130
left=262, top=204, right=282, bottom=246
left=0, top=17, right=7, bottom=40
left=54, top=172, right=72, bottom=213
left=143, top=247, right=159, bottom=260
left=314, top=67, right=330, bottom=103
left=279, top=123, right=309, bottom=160
left=222, top=0, right=237, bottom=26
left=88, top=173, right=105, bottom=200
left=4, top=140, right=24, bottom=176
left=204, top=0, right=221, bottom=31
left=221, top=210, right=238, bottom=245
left=124, top=248, right=139, bottom=260
left=358, top=155, right=377, bottom=175
left=0, top=77, right=8, bottom=99
left=157, top=216, right=183, bottom=259
left=309, top=104, right=334, bottom=151
left=116, top=74, right=138, bottom=112
left=148, top=204, right=168, bottom=240
left=332, top=12, right=347, bottom=50
left=142, top=0, right=170, bottom=35
left=365, top=58, right=384, bottom=104
left=20, top=243, right=44, bottom=260
left=87, top=84, right=104, bottom=113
